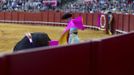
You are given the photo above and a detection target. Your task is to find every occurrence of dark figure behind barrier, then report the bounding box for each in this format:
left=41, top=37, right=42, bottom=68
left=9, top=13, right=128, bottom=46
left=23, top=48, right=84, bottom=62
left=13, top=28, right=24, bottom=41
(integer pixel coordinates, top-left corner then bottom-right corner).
left=106, top=11, right=115, bottom=35
left=13, top=32, right=51, bottom=52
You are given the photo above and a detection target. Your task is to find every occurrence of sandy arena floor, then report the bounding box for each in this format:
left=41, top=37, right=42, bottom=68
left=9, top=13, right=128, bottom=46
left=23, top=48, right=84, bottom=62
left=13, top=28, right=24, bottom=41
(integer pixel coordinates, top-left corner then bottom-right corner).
left=0, top=23, right=110, bottom=55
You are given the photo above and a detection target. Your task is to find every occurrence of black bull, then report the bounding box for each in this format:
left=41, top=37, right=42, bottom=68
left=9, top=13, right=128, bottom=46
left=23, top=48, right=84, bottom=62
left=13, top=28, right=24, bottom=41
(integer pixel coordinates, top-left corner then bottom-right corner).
left=13, top=32, right=51, bottom=52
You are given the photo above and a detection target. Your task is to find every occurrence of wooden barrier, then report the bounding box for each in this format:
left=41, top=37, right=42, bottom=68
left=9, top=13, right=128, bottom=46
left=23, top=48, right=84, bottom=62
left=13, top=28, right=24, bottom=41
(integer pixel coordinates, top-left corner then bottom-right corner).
left=93, top=13, right=99, bottom=27
left=0, top=57, right=8, bottom=75
left=4, top=12, right=12, bottom=21
left=123, top=14, right=130, bottom=32
left=31, top=12, right=42, bottom=21
left=54, top=11, right=61, bottom=22
left=0, top=12, right=5, bottom=20
left=129, top=15, right=134, bottom=31
left=87, top=13, right=93, bottom=26
left=113, top=13, right=119, bottom=31
left=42, top=11, right=48, bottom=22
left=12, top=12, right=18, bottom=21
left=118, top=14, right=124, bottom=30
left=60, top=12, right=67, bottom=23
left=48, top=11, right=55, bottom=22
left=7, top=42, right=93, bottom=75
left=96, top=32, right=134, bottom=75
left=18, top=12, right=25, bottom=21
left=73, top=13, right=80, bottom=18
left=118, top=14, right=123, bottom=30
left=89, top=41, right=100, bottom=75
left=24, top=12, right=33, bottom=21
left=1, top=11, right=134, bottom=32
left=80, top=13, right=87, bottom=25
left=24, top=12, right=42, bottom=22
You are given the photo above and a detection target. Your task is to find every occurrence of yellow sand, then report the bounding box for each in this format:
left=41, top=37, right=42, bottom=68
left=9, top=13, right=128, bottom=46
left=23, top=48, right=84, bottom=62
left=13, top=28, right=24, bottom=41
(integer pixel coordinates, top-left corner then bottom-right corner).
left=0, top=23, right=110, bottom=55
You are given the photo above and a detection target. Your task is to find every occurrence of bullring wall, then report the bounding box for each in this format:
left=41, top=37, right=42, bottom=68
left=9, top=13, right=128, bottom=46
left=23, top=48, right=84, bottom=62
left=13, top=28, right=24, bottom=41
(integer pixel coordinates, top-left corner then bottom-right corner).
left=0, top=11, right=133, bottom=32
